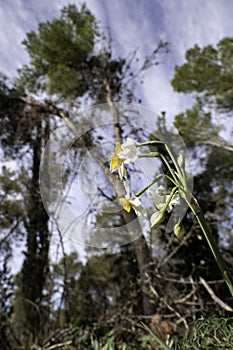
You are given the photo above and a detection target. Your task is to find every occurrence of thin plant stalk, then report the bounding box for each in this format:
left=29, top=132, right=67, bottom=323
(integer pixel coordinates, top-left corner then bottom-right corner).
left=141, top=322, right=173, bottom=350
left=112, top=138, right=233, bottom=348
left=161, top=141, right=233, bottom=297
left=188, top=195, right=233, bottom=297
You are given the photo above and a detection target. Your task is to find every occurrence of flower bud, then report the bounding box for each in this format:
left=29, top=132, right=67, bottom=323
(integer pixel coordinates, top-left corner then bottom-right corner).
left=150, top=211, right=164, bottom=228
left=177, top=154, right=184, bottom=168
left=174, top=223, right=185, bottom=239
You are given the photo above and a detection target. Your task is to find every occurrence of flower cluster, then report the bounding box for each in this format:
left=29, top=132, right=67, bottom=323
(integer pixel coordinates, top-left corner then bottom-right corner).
left=147, top=186, right=180, bottom=226
left=110, top=138, right=186, bottom=238
left=109, top=137, right=233, bottom=298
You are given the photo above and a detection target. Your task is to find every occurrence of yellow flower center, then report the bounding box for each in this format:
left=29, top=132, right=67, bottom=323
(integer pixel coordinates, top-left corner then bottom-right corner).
left=110, top=152, right=122, bottom=170
left=119, top=198, right=131, bottom=212
left=110, top=142, right=123, bottom=171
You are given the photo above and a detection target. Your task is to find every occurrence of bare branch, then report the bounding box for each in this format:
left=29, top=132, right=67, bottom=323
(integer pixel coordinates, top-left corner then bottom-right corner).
left=175, top=289, right=197, bottom=304
left=200, top=276, right=233, bottom=312
left=200, top=139, right=233, bottom=152
left=46, top=340, right=72, bottom=350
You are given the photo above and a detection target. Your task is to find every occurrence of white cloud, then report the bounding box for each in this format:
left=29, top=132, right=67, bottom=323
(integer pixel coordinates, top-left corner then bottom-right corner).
left=161, top=0, right=233, bottom=61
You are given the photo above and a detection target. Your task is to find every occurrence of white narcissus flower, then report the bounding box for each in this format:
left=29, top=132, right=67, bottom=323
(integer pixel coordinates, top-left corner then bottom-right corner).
left=110, top=139, right=139, bottom=180
left=148, top=186, right=180, bottom=228
left=117, top=138, right=139, bottom=164
left=147, top=186, right=165, bottom=207
left=119, top=195, right=144, bottom=216
left=119, top=181, right=144, bottom=216
left=147, top=186, right=180, bottom=213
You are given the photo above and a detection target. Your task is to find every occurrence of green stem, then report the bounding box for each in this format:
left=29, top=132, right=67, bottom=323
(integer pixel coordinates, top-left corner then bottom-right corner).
left=136, top=175, right=164, bottom=197
left=189, top=195, right=233, bottom=297
left=160, top=154, right=180, bottom=185
left=164, top=144, right=186, bottom=190
left=137, top=140, right=163, bottom=147
left=141, top=322, right=173, bottom=350
left=137, top=141, right=186, bottom=189
left=138, top=152, right=160, bottom=158
left=162, top=186, right=178, bottom=213
left=181, top=167, right=187, bottom=191
left=139, top=154, right=179, bottom=186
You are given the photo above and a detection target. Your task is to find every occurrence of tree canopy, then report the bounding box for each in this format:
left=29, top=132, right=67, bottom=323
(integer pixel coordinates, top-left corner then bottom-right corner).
left=171, top=37, right=233, bottom=111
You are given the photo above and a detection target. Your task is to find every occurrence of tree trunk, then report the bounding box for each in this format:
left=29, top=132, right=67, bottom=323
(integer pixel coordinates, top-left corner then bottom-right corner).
left=20, top=113, right=50, bottom=344
left=59, top=102, right=155, bottom=316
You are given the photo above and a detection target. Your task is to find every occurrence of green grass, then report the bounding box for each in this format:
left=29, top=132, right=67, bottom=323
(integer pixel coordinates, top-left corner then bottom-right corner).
left=174, top=317, right=233, bottom=350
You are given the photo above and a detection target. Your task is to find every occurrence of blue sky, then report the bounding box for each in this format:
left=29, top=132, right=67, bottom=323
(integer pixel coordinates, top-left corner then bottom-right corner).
left=1, top=0, right=233, bottom=269
left=1, top=0, right=233, bottom=117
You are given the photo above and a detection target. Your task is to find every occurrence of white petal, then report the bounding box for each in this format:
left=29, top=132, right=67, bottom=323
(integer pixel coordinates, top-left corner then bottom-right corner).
left=129, top=195, right=141, bottom=207
left=118, top=138, right=139, bottom=164
left=123, top=138, right=136, bottom=147
left=123, top=180, right=131, bottom=198
left=147, top=189, right=165, bottom=206
left=170, top=194, right=180, bottom=206
left=133, top=205, right=145, bottom=216
left=118, top=163, right=127, bottom=180
left=167, top=194, right=180, bottom=212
